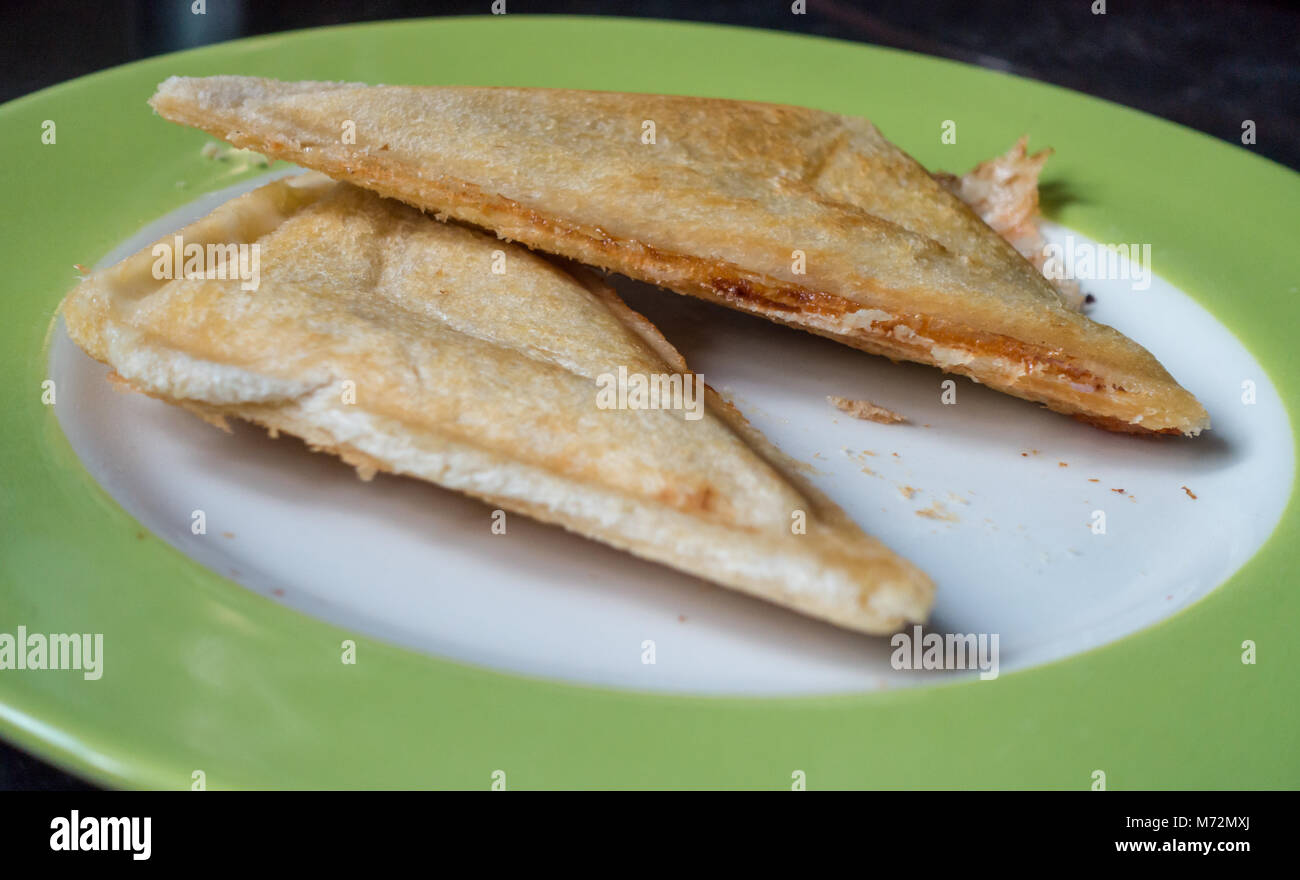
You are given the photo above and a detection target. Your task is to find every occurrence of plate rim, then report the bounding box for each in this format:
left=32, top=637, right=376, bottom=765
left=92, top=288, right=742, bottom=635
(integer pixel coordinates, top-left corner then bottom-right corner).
left=2, top=14, right=1297, bottom=789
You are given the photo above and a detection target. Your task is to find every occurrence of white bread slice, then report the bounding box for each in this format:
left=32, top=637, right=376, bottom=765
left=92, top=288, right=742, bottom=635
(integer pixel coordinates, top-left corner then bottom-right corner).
left=60, top=174, right=933, bottom=633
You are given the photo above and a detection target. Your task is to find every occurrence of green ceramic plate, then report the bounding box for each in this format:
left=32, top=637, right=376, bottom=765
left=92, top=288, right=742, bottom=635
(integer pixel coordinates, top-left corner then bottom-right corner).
left=2, top=16, right=1297, bottom=789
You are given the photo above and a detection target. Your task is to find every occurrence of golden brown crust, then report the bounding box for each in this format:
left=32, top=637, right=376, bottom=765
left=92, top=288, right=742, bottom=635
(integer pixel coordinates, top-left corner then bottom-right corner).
left=59, top=174, right=933, bottom=634
left=149, top=77, right=1209, bottom=436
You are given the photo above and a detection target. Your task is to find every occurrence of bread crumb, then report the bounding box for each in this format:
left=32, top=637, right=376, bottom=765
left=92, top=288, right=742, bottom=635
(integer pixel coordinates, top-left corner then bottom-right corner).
left=1182, top=485, right=1198, bottom=500
left=826, top=395, right=906, bottom=424
left=898, top=485, right=918, bottom=500
left=916, top=501, right=958, bottom=523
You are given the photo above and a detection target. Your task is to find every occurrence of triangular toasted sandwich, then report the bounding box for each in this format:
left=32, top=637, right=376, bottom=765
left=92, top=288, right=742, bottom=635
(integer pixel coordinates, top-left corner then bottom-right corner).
left=60, top=174, right=933, bottom=633
left=150, top=76, right=1209, bottom=436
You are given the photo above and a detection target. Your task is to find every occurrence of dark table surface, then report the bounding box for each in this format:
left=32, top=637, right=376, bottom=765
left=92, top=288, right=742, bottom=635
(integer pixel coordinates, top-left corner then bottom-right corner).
left=3, top=0, right=1297, bottom=790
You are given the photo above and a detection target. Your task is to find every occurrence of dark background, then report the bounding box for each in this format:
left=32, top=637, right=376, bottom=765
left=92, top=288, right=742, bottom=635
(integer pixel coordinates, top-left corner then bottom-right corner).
left=2, top=0, right=1297, bottom=789
left=6, top=0, right=1299, bottom=169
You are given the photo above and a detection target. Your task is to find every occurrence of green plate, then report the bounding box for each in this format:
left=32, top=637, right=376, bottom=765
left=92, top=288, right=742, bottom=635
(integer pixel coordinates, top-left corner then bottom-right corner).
left=2, top=16, right=1297, bottom=789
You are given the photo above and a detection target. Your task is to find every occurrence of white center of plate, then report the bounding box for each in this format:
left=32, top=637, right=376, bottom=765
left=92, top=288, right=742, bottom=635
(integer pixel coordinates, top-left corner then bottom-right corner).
left=51, top=174, right=1294, bottom=695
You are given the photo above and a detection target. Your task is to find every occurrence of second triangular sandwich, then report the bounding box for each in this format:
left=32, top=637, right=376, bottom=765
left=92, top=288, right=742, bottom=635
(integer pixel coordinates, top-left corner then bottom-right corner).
left=150, top=76, right=1209, bottom=436
left=60, top=173, right=932, bottom=634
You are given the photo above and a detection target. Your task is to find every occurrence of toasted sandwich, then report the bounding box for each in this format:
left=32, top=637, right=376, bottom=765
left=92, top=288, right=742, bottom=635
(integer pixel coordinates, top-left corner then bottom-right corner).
left=150, top=76, right=1209, bottom=436
left=60, top=174, right=933, bottom=633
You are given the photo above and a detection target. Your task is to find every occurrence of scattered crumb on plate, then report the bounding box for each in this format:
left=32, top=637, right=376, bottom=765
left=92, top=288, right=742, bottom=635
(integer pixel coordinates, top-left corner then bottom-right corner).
left=1182, top=485, right=1198, bottom=500
left=826, top=395, right=906, bottom=424
left=916, top=501, right=959, bottom=522
left=841, top=448, right=883, bottom=477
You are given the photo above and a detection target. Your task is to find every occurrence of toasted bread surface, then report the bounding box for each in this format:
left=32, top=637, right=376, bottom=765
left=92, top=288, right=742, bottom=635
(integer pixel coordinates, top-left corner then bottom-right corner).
left=149, top=77, right=1209, bottom=436
left=61, top=173, right=933, bottom=633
